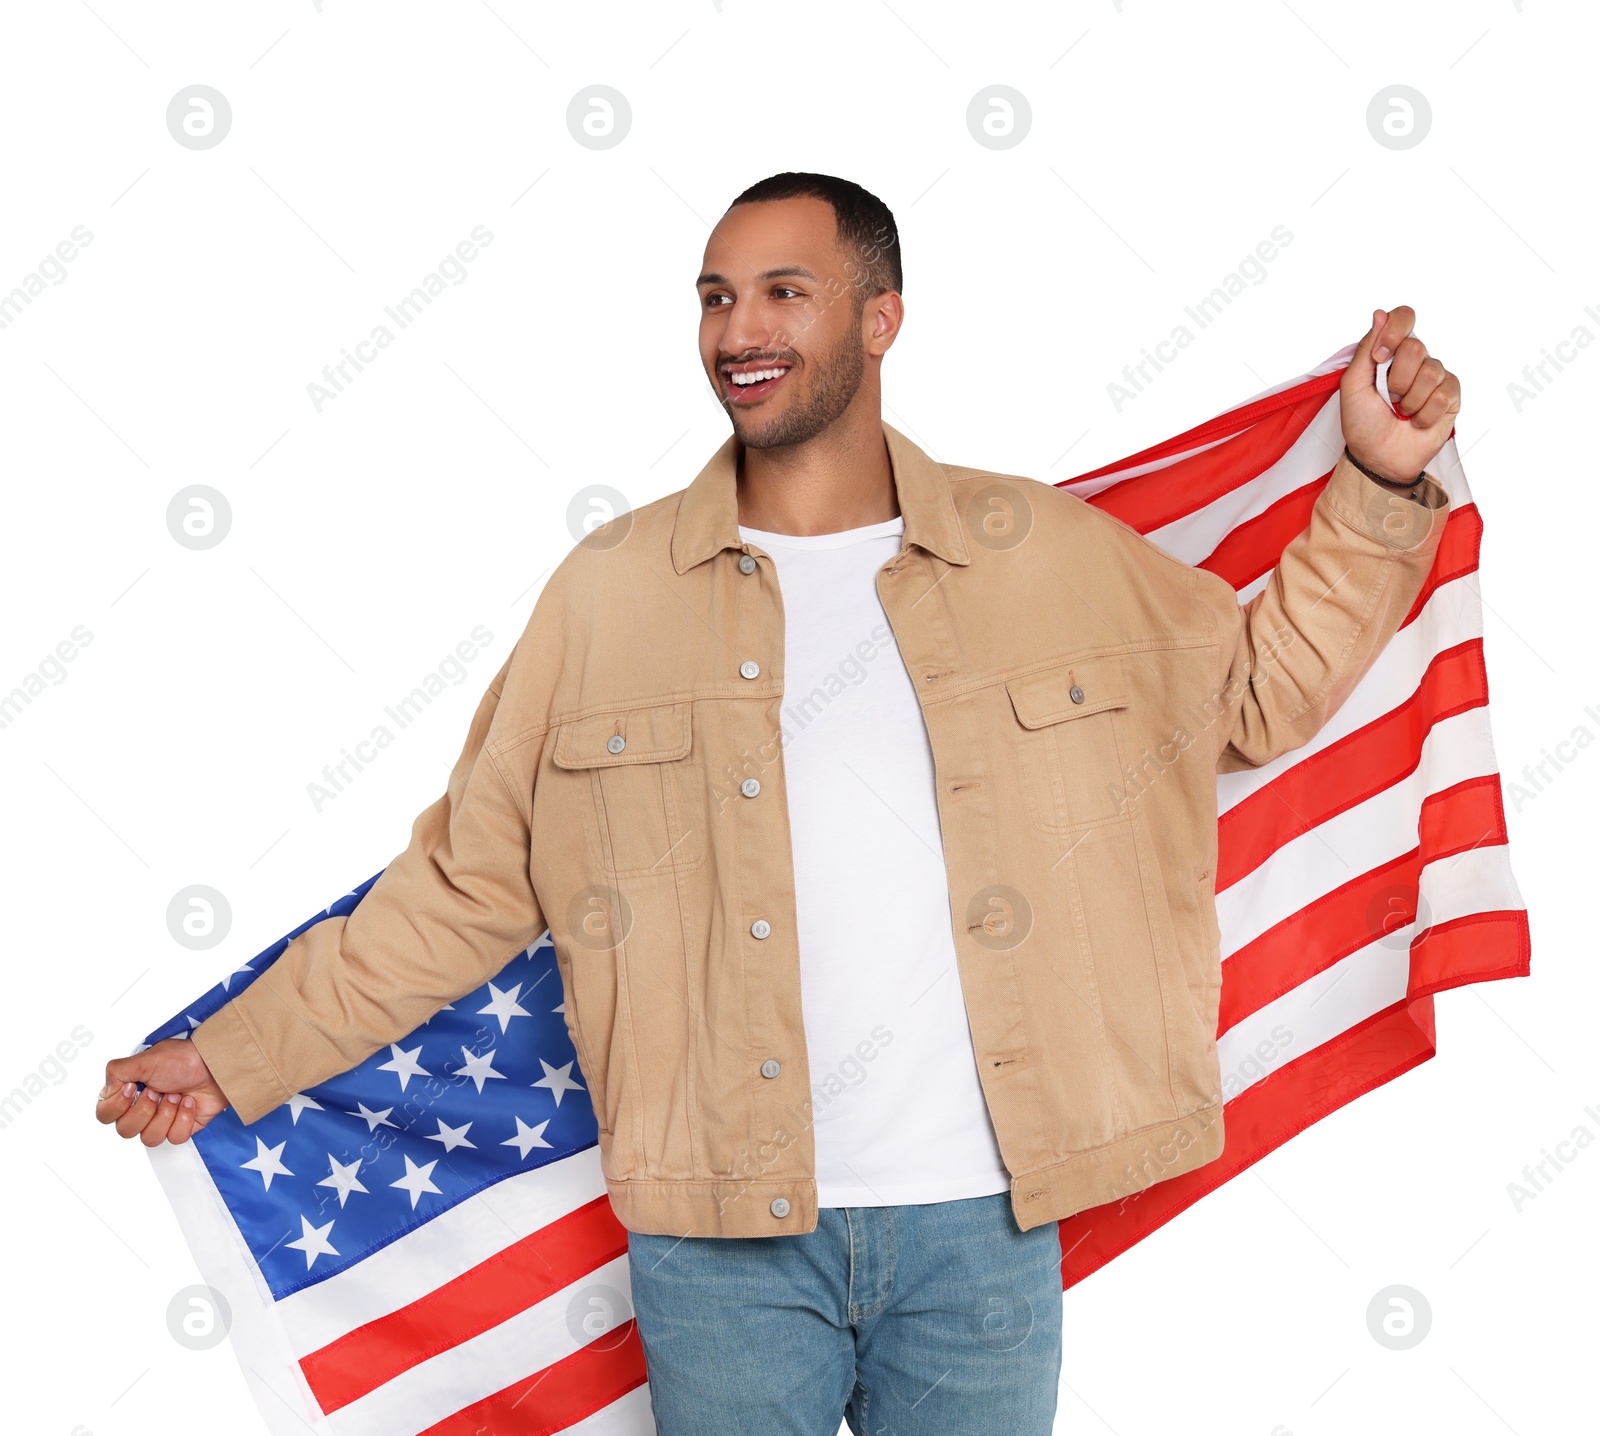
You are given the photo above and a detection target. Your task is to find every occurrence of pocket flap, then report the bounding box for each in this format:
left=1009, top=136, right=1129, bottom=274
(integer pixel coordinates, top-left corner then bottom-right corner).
left=1006, top=657, right=1129, bottom=729
left=552, top=701, right=692, bottom=769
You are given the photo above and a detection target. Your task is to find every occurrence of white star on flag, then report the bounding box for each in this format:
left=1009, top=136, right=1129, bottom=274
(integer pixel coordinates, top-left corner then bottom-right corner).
left=317, top=1155, right=369, bottom=1208
left=347, top=1102, right=398, bottom=1132
left=377, top=1042, right=430, bottom=1091
left=531, top=1057, right=585, bottom=1107
left=390, top=1155, right=442, bottom=1210
left=286, top=1092, right=324, bottom=1125
left=240, top=1137, right=293, bottom=1191
left=502, top=1116, right=553, bottom=1159
left=454, top=1046, right=506, bottom=1094
left=424, top=1120, right=477, bottom=1153
left=477, top=981, right=532, bottom=1033
left=285, top=1215, right=339, bottom=1269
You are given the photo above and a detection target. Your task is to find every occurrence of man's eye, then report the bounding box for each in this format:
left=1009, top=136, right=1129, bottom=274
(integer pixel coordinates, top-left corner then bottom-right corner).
left=702, top=288, right=802, bottom=308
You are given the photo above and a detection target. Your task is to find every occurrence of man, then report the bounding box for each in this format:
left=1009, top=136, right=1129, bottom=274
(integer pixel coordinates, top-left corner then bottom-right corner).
left=98, top=172, right=1458, bottom=1434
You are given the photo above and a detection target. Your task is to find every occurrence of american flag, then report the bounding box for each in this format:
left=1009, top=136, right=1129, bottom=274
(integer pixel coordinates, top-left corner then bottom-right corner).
left=142, top=343, right=1529, bottom=1434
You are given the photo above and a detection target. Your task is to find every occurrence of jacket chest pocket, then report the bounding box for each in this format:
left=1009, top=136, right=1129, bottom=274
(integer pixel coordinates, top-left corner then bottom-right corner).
left=551, top=700, right=705, bottom=877
left=1006, top=655, right=1131, bottom=832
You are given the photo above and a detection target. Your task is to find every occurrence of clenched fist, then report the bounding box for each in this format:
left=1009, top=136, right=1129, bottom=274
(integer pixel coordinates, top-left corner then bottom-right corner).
left=1340, top=305, right=1462, bottom=483
left=95, top=1038, right=228, bottom=1146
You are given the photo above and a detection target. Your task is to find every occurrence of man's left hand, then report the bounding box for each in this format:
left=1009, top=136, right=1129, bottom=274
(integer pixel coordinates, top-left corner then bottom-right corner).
left=1339, top=305, right=1462, bottom=483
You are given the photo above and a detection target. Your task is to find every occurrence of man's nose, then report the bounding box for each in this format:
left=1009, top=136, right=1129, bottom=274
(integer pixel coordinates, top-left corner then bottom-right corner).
left=718, top=303, right=783, bottom=361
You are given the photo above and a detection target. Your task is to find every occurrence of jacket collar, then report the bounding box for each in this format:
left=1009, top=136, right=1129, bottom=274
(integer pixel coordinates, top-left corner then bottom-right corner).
left=670, top=419, right=972, bottom=575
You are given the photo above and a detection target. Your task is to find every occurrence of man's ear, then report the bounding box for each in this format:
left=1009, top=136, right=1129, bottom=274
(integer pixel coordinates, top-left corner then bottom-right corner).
left=867, top=291, right=904, bottom=353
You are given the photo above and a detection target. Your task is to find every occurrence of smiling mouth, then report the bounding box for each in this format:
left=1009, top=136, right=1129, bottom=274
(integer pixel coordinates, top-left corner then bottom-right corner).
left=723, top=363, right=792, bottom=405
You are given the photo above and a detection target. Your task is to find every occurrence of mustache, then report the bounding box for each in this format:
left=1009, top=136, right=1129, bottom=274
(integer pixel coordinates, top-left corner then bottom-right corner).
left=719, top=355, right=798, bottom=372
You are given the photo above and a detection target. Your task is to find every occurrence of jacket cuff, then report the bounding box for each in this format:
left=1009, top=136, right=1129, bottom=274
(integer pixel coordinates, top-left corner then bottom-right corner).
left=191, top=999, right=293, bottom=1126
left=1321, top=448, right=1450, bottom=557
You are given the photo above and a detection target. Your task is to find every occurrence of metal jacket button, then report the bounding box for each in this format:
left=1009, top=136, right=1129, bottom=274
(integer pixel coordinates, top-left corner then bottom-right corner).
left=761, top=1059, right=781, bottom=1078
left=770, top=1197, right=791, bottom=1218
left=739, top=554, right=757, bottom=574
left=1069, top=685, right=1085, bottom=704
left=740, top=660, right=760, bottom=679
left=741, top=778, right=761, bottom=797
left=751, top=919, right=771, bottom=939
left=606, top=734, right=626, bottom=753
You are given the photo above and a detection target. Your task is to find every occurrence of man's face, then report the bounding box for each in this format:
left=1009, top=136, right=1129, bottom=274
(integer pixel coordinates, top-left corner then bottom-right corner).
left=697, top=195, right=891, bottom=451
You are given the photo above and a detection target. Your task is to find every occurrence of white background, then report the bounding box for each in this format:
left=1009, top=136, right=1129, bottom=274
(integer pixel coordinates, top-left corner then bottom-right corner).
left=2, top=2, right=1594, bottom=1433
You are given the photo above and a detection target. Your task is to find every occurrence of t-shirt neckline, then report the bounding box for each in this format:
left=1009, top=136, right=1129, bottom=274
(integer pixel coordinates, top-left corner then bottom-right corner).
left=737, top=514, right=905, bottom=551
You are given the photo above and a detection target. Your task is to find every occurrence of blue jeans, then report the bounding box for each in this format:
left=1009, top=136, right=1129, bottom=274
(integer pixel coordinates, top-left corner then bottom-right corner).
left=627, top=1192, right=1064, bottom=1435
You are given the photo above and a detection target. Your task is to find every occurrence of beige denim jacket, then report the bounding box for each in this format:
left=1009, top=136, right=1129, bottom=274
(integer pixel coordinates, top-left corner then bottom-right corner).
left=193, top=422, right=1449, bottom=1237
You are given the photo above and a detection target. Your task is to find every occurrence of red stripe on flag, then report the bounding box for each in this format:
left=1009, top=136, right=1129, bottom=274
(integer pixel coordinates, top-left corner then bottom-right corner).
left=1402, top=503, right=1481, bottom=628
left=1417, top=769, right=1511, bottom=866
left=1216, top=774, right=1509, bottom=1036
left=1216, top=639, right=1491, bottom=891
left=1411, top=910, right=1533, bottom=998
left=300, top=1196, right=629, bottom=1414
left=419, top=1320, right=648, bottom=1436
left=1066, top=369, right=1344, bottom=485
left=1200, top=477, right=1475, bottom=600
left=1084, top=390, right=1333, bottom=534
left=1197, top=474, right=1326, bottom=588
left=1056, top=899, right=1529, bottom=1289
left=1057, top=992, right=1438, bottom=1287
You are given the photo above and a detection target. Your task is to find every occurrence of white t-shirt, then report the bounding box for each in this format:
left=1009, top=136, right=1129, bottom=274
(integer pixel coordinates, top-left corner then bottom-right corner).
left=737, top=514, right=1013, bottom=1207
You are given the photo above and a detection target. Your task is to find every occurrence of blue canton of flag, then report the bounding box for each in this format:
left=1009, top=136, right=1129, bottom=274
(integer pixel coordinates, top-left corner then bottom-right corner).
left=139, top=871, right=596, bottom=1301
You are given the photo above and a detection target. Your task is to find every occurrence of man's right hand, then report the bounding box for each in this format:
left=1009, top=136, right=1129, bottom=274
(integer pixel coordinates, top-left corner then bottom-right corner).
left=95, top=1038, right=229, bottom=1146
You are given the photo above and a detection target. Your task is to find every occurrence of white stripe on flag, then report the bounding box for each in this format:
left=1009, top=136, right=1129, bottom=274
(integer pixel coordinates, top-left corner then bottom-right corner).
left=1216, top=936, right=1410, bottom=1101
left=149, top=1139, right=335, bottom=1436
left=1421, top=844, right=1526, bottom=929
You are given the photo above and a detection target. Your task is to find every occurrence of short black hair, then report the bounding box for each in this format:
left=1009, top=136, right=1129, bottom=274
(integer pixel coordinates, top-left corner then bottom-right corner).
left=727, top=172, right=902, bottom=304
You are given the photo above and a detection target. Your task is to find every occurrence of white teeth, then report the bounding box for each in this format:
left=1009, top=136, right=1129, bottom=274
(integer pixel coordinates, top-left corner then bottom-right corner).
left=731, top=367, right=787, bottom=386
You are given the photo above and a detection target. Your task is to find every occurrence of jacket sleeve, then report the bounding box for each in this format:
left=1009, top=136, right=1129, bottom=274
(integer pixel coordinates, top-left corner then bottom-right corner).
left=1194, top=448, right=1451, bottom=774
left=191, top=632, right=554, bottom=1126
